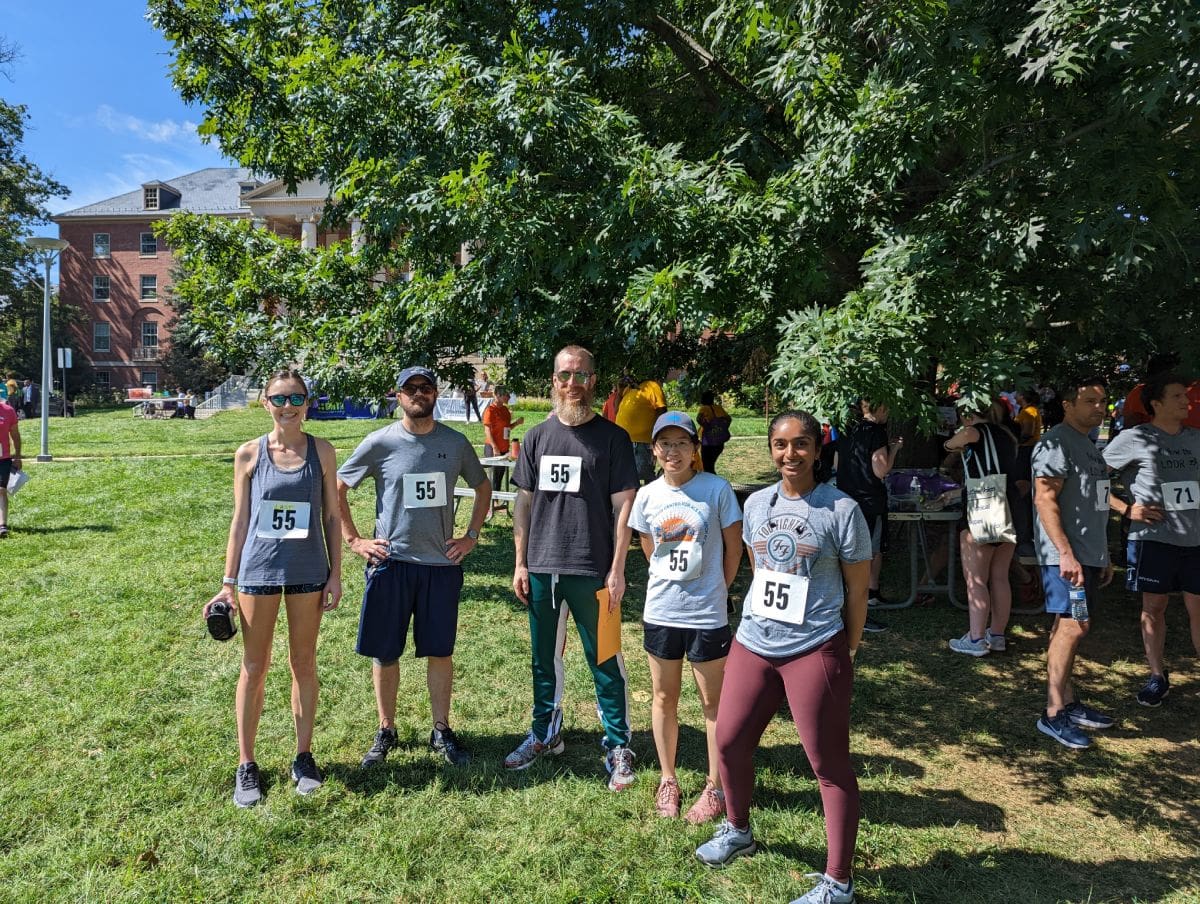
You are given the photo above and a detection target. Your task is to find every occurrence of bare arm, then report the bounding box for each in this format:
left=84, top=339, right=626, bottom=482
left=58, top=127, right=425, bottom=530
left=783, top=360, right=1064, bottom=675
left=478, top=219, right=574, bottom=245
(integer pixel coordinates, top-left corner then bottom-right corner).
left=638, top=532, right=654, bottom=562
left=9, top=421, right=19, bottom=469
left=205, top=441, right=257, bottom=615
left=871, top=437, right=902, bottom=479
left=337, top=478, right=390, bottom=565
left=512, top=488, right=533, bottom=604
left=316, top=439, right=343, bottom=611
left=1033, top=476, right=1085, bottom=585
left=840, top=558, right=870, bottom=658
left=942, top=425, right=980, bottom=452
left=605, top=489, right=637, bottom=612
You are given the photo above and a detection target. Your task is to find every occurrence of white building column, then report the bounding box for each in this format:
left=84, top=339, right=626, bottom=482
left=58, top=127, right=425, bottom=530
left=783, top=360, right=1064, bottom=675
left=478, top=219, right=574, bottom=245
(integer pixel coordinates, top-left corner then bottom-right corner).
left=350, top=218, right=365, bottom=252
left=300, top=217, right=318, bottom=250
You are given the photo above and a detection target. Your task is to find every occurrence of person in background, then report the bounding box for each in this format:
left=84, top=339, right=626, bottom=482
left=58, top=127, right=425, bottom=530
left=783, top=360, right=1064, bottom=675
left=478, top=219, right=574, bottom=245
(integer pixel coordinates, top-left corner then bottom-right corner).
left=695, top=411, right=868, bottom=904
left=1103, top=374, right=1200, bottom=707
left=836, top=399, right=900, bottom=630
left=203, top=369, right=342, bottom=807
left=696, top=391, right=733, bottom=475
left=4, top=375, right=18, bottom=405
left=616, top=373, right=668, bottom=483
left=482, top=385, right=524, bottom=515
left=21, top=379, right=37, bottom=420
left=944, top=400, right=1020, bottom=656
left=630, top=411, right=742, bottom=823
left=462, top=377, right=482, bottom=423
left=0, top=389, right=21, bottom=538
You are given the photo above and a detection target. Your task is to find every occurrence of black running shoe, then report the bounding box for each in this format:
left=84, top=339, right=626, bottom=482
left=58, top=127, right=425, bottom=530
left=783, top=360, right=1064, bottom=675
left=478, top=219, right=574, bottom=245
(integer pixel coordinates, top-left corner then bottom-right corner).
left=290, top=751, right=323, bottom=795
left=430, top=721, right=472, bottom=766
left=361, top=726, right=399, bottom=768
left=862, top=616, right=888, bottom=633
left=233, top=761, right=263, bottom=808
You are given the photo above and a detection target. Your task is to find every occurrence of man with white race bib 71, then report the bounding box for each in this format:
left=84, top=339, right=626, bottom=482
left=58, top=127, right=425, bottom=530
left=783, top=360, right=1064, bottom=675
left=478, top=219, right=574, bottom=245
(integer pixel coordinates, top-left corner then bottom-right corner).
left=504, top=345, right=641, bottom=790
left=338, top=365, right=491, bottom=768
left=1103, top=373, right=1200, bottom=707
left=1032, top=377, right=1115, bottom=750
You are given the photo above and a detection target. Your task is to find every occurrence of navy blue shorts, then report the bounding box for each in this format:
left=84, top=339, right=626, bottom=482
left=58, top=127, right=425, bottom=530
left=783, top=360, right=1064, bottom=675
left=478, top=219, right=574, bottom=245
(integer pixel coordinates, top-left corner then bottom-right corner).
left=0, top=457, right=11, bottom=488
left=356, top=559, right=463, bottom=662
left=643, top=622, right=732, bottom=663
left=1126, top=539, right=1200, bottom=595
left=237, top=581, right=326, bottom=596
left=1042, top=564, right=1105, bottom=618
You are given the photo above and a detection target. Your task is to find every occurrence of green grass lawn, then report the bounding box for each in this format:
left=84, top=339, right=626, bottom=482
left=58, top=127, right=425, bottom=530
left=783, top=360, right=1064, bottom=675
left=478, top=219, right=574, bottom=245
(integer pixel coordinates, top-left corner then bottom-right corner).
left=2, top=410, right=1198, bottom=902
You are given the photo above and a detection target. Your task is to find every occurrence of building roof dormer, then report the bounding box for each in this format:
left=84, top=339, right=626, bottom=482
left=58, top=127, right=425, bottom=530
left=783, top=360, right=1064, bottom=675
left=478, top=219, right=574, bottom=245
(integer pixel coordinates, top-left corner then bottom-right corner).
left=142, top=180, right=181, bottom=212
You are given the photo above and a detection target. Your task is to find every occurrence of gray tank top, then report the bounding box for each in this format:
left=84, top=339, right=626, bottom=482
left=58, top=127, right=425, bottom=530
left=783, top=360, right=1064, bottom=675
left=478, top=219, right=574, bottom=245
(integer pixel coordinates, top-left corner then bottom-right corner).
left=237, top=434, right=329, bottom=586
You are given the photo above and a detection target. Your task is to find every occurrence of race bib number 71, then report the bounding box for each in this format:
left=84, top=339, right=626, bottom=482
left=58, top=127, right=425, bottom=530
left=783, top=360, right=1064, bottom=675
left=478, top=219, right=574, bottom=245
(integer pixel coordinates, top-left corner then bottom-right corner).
left=1163, top=480, right=1200, bottom=512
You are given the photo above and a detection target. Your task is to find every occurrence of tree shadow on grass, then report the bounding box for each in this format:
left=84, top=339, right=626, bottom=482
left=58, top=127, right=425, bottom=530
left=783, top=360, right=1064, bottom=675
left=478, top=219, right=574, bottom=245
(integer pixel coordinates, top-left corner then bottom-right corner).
left=867, top=848, right=1200, bottom=904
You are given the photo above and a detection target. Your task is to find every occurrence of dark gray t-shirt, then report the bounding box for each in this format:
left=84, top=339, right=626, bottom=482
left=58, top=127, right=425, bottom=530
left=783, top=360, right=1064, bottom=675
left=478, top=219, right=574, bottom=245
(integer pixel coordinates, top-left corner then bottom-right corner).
left=739, top=482, right=872, bottom=657
left=513, top=414, right=639, bottom=577
left=1103, top=424, right=1200, bottom=546
left=1032, top=424, right=1110, bottom=567
left=337, top=421, right=486, bottom=566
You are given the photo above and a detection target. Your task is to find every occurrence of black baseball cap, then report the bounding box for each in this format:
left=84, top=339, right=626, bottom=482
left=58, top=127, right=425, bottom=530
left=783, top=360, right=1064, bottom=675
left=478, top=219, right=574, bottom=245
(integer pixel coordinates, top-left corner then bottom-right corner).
left=396, top=366, right=437, bottom=389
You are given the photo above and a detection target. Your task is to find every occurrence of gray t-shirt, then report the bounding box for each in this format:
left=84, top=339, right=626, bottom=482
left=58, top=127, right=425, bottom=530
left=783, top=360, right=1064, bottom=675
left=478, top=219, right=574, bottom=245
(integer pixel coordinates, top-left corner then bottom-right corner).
left=738, top=482, right=872, bottom=657
left=337, top=421, right=486, bottom=566
left=628, top=472, right=743, bottom=630
left=1032, top=424, right=1111, bottom=567
left=1103, top=424, right=1200, bottom=546
left=512, top=414, right=640, bottom=577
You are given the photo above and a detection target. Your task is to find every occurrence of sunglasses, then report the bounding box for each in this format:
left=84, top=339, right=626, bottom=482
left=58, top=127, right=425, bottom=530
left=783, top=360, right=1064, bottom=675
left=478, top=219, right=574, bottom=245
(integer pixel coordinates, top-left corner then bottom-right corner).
left=554, top=370, right=593, bottom=385
left=268, top=393, right=308, bottom=408
left=401, top=382, right=436, bottom=395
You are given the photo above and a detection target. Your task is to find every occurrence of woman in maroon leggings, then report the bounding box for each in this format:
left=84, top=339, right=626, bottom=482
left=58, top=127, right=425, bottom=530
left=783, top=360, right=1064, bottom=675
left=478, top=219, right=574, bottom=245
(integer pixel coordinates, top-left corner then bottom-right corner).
left=694, top=410, right=870, bottom=904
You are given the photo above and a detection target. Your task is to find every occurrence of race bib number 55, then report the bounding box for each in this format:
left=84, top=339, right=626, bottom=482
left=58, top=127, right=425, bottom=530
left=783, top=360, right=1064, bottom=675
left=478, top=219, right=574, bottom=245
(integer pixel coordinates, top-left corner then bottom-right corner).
left=256, top=501, right=311, bottom=539
left=649, top=540, right=703, bottom=581
left=538, top=456, right=582, bottom=492
left=403, top=472, right=447, bottom=509
left=748, top=568, right=810, bottom=626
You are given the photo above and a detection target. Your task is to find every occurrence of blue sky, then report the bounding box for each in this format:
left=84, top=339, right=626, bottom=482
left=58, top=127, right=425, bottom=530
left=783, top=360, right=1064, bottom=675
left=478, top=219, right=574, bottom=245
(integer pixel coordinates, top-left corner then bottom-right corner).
left=3, top=1, right=232, bottom=231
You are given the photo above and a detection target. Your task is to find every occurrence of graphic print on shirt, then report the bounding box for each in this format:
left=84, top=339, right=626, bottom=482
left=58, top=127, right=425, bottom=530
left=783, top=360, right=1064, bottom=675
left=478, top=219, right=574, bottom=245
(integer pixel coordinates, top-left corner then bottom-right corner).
left=748, top=513, right=820, bottom=575
left=646, top=500, right=709, bottom=581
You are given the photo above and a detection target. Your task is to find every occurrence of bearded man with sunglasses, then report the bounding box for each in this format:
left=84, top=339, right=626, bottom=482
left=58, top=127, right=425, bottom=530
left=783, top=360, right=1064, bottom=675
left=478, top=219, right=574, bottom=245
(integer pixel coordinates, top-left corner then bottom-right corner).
left=337, top=366, right=491, bottom=768
left=504, top=345, right=642, bottom=790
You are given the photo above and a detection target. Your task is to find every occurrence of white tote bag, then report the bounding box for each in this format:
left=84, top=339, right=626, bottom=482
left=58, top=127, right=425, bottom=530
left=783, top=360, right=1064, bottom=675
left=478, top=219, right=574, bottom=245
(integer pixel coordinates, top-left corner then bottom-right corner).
left=963, top=427, right=1016, bottom=544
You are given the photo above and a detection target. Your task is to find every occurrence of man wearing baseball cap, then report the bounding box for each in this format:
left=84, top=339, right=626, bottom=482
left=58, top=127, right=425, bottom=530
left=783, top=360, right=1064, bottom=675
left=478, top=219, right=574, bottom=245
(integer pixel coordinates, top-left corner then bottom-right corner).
left=337, top=365, right=492, bottom=767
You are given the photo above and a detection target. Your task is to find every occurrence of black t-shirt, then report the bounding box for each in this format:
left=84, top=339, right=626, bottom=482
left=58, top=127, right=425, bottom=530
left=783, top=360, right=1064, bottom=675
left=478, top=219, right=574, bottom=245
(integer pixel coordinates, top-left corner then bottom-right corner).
left=513, top=414, right=640, bottom=577
left=837, top=421, right=889, bottom=516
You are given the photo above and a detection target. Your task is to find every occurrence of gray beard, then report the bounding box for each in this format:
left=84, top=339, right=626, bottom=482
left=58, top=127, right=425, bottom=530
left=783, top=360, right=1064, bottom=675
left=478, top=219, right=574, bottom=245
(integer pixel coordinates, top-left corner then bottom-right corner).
left=554, top=396, right=594, bottom=426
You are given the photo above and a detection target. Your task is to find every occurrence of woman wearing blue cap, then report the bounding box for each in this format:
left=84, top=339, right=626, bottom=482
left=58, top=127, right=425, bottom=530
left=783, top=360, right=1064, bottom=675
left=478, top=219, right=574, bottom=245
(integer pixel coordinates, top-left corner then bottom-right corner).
left=628, top=411, right=743, bottom=823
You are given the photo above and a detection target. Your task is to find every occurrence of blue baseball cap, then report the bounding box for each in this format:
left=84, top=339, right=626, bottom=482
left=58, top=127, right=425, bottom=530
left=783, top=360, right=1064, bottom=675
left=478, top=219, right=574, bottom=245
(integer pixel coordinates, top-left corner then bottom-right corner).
left=652, top=411, right=698, bottom=440
left=396, top=366, right=437, bottom=389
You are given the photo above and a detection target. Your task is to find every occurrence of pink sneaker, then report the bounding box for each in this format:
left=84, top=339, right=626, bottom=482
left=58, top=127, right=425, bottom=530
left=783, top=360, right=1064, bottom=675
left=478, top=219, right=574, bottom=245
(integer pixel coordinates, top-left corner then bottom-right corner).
left=684, top=781, right=726, bottom=825
left=655, top=778, right=681, bottom=818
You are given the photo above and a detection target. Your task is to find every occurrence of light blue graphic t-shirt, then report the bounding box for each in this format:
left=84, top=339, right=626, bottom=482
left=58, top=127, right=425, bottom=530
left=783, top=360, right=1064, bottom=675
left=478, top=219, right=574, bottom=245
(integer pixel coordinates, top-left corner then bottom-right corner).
left=738, top=482, right=871, bottom=657
left=629, top=472, right=743, bottom=629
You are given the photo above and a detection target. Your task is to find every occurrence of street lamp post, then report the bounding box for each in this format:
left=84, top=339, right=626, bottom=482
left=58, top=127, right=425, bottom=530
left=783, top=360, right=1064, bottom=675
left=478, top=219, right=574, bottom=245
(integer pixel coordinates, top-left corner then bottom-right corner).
left=23, top=236, right=70, bottom=462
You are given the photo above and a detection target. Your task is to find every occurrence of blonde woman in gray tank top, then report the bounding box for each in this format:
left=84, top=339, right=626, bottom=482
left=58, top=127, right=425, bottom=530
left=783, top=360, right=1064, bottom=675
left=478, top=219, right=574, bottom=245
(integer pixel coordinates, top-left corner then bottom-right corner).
left=203, top=369, right=343, bottom=807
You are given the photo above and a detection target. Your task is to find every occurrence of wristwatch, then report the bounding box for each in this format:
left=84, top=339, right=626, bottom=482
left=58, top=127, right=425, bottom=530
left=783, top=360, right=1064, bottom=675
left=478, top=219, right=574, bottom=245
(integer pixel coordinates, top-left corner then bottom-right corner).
left=466, top=528, right=479, bottom=540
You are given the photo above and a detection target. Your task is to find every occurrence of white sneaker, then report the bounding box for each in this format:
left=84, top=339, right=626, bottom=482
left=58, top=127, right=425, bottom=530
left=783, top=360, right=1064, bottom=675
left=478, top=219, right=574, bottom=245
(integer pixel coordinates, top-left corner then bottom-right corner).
left=790, top=873, right=855, bottom=903
left=604, top=745, right=636, bottom=791
left=503, top=731, right=564, bottom=770
left=948, top=633, right=990, bottom=657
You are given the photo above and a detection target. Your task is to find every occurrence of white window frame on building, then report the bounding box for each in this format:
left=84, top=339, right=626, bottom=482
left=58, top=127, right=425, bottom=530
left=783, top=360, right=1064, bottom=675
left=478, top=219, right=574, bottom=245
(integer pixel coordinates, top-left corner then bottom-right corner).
left=93, top=233, right=110, bottom=258
left=140, top=233, right=158, bottom=256
left=93, top=321, right=111, bottom=352
left=144, top=187, right=159, bottom=210
left=141, top=370, right=158, bottom=390
left=93, top=370, right=111, bottom=388
left=140, top=275, right=157, bottom=300
left=93, top=275, right=110, bottom=301
left=141, top=321, right=159, bottom=349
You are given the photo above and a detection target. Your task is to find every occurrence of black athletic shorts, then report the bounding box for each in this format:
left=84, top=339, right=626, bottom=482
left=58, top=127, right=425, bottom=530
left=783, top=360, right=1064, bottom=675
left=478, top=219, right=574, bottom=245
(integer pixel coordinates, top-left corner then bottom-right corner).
left=357, top=558, right=463, bottom=662
left=0, top=457, right=11, bottom=488
left=643, top=622, right=732, bottom=663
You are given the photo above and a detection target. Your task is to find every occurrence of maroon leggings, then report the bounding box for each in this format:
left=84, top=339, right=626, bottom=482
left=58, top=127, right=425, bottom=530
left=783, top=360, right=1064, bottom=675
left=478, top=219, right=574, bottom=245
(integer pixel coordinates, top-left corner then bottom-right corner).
left=716, top=634, right=859, bottom=883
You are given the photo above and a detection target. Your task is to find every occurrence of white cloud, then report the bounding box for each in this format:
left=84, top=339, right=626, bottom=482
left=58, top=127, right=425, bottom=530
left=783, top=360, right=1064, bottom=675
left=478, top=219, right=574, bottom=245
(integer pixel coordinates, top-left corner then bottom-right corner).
left=94, top=104, right=201, bottom=145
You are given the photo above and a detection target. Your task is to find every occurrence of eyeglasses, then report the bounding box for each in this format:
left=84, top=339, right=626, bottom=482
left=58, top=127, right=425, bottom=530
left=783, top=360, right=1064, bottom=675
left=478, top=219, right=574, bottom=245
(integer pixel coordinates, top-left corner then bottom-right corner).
left=268, top=393, right=308, bottom=408
left=655, top=440, right=693, bottom=452
left=554, top=370, right=593, bottom=385
left=401, top=382, right=436, bottom=395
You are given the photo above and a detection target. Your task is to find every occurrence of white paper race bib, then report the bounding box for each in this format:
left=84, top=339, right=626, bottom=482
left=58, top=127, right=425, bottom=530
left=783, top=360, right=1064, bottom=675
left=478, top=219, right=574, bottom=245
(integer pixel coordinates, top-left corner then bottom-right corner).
left=748, top=568, right=810, bottom=625
left=649, top=540, right=703, bottom=581
left=1095, top=479, right=1111, bottom=512
left=256, top=501, right=311, bottom=539
left=503, top=427, right=511, bottom=440
left=538, top=455, right=582, bottom=492
left=1162, top=480, right=1200, bottom=512
left=403, top=472, right=447, bottom=508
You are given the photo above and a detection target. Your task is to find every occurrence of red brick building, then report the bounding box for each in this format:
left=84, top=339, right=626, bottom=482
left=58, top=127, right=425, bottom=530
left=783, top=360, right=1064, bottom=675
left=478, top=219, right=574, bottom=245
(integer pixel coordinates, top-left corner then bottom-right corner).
left=52, top=168, right=343, bottom=391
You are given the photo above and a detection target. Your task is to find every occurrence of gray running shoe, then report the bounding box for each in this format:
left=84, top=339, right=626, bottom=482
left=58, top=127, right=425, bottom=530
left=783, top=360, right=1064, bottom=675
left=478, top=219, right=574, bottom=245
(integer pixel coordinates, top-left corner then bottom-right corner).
left=233, top=761, right=263, bottom=808
left=604, top=745, right=637, bottom=792
left=985, top=630, right=1007, bottom=652
left=503, top=731, right=565, bottom=770
left=291, top=752, right=323, bottom=795
left=430, top=722, right=472, bottom=766
left=695, top=819, right=757, bottom=866
left=791, top=873, right=855, bottom=903
left=949, top=633, right=990, bottom=657
left=361, top=726, right=399, bottom=768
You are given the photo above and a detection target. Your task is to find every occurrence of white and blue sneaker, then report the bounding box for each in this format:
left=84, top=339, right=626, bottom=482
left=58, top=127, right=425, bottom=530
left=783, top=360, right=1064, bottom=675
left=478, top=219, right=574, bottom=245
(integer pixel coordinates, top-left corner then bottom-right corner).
left=791, top=873, right=855, bottom=903
left=1037, top=710, right=1090, bottom=750
left=949, top=633, right=990, bottom=657
left=695, top=819, right=757, bottom=866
